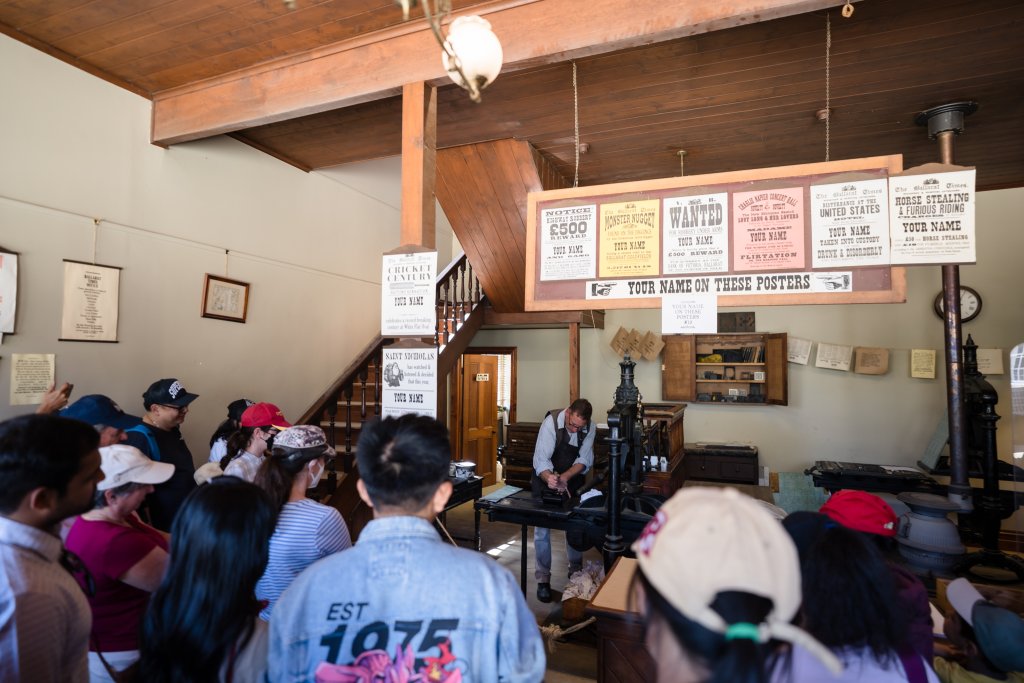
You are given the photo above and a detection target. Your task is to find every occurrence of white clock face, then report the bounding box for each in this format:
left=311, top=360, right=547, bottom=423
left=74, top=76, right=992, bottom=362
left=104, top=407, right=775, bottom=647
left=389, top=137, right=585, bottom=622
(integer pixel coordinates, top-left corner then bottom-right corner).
left=960, top=290, right=980, bottom=318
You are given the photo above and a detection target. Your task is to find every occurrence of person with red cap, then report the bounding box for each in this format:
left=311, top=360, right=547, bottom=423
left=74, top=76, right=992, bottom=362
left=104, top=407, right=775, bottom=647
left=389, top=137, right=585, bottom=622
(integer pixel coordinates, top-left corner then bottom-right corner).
left=819, top=489, right=934, bottom=662
left=220, top=402, right=292, bottom=483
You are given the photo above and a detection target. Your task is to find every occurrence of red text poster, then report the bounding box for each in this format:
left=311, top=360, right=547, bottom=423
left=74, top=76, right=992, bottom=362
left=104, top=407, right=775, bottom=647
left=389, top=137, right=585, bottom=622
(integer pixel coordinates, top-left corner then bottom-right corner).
left=732, top=187, right=805, bottom=272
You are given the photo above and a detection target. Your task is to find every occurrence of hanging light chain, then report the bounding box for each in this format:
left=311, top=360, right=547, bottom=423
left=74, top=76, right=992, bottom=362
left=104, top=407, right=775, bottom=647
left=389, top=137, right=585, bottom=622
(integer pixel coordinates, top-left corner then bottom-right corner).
left=825, top=11, right=831, bottom=162
left=572, top=61, right=580, bottom=188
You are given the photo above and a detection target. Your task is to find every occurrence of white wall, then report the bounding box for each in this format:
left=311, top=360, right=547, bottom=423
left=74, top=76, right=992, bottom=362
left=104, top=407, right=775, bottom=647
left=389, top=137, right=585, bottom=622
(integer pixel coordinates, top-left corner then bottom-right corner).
left=0, top=35, right=455, bottom=461
left=472, top=187, right=1024, bottom=476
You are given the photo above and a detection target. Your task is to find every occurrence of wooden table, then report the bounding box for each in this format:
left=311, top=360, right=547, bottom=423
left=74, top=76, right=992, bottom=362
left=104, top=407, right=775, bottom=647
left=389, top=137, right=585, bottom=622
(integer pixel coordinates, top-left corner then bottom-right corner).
left=585, top=557, right=654, bottom=683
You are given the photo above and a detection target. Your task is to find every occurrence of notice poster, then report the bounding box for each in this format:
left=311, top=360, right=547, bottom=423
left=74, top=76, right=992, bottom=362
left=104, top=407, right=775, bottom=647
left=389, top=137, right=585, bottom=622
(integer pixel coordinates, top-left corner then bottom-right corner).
left=585, top=270, right=852, bottom=300
left=661, top=294, right=718, bottom=334
left=889, top=168, right=976, bottom=265
left=381, top=251, right=436, bottom=336
left=815, top=343, right=853, bottom=371
left=787, top=337, right=812, bottom=365
left=663, top=193, right=729, bottom=274
left=733, top=187, right=805, bottom=272
left=0, top=252, right=16, bottom=334
left=10, top=353, right=54, bottom=405
left=598, top=200, right=660, bottom=277
left=854, top=347, right=890, bottom=375
left=810, top=178, right=890, bottom=268
left=910, top=349, right=937, bottom=379
left=540, top=204, right=597, bottom=281
left=381, top=346, right=437, bottom=418
left=60, top=261, right=120, bottom=342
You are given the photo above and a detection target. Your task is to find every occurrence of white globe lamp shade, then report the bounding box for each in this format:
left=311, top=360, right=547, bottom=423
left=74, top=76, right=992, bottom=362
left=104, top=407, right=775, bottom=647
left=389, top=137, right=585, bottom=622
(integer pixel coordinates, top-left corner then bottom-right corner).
left=441, top=16, right=503, bottom=94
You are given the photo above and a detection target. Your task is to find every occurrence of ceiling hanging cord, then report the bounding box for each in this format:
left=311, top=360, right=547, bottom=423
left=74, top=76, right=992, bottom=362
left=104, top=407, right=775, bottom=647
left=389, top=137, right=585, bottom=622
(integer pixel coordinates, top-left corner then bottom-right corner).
left=224, top=249, right=230, bottom=277
left=91, top=219, right=100, bottom=264
left=572, top=61, right=580, bottom=188
left=824, top=11, right=831, bottom=162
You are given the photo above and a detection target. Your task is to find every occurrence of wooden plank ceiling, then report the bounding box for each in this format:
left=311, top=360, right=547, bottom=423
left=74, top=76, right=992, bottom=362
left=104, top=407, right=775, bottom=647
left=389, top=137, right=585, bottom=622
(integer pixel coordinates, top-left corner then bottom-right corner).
left=2, top=0, right=1021, bottom=191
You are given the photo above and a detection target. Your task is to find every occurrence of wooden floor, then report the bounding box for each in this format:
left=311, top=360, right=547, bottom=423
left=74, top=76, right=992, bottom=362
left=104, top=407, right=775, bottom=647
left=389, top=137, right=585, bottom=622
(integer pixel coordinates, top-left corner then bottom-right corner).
left=440, top=484, right=602, bottom=682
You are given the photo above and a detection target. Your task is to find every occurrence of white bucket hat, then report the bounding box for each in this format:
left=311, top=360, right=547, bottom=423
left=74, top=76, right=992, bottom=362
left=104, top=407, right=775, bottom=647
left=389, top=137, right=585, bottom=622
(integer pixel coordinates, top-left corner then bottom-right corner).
left=97, top=444, right=174, bottom=491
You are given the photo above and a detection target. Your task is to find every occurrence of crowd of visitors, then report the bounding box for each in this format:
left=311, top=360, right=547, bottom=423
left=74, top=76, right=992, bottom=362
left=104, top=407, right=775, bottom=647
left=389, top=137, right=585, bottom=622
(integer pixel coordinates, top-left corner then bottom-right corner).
left=2, top=378, right=1023, bottom=683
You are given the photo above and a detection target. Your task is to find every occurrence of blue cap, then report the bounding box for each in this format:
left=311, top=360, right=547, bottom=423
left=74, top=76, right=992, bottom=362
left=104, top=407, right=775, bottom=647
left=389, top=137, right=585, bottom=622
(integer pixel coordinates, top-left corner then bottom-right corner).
left=60, top=394, right=141, bottom=430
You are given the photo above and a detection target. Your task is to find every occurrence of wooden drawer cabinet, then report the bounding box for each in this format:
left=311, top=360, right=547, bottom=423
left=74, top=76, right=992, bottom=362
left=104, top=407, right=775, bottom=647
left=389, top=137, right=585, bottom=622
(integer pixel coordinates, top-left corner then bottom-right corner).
left=683, top=443, right=759, bottom=485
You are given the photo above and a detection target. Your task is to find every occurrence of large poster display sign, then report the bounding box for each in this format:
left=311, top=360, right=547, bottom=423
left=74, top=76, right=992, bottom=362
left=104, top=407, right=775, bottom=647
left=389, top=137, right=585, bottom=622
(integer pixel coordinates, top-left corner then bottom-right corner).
left=732, top=187, right=805, bottom=272
left=598, top=199, right=660, bottom=277
left=889, top=168, right=976, bottom=265
left=381, top=346, right=437, bottom=418
left=540, top=204, right=596, bottom=281
left=663, top=193, right=729, bottom=274
left=810, top=178, right=890, bottom=268
left=59, top=261, right=120, bottom=342
left=381, top=251, right=436, bottom=336
left=524, top=155, right=907, bottom=311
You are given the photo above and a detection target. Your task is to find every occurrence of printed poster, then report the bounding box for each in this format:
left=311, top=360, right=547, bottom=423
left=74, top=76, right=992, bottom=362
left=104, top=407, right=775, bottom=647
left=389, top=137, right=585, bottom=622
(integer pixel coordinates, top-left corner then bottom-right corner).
left=586, top=271, right=852, bottom=300
left=815, top=343, right=853, bottom=371
left=598, top=200, right=660, bottom=277
left=381, top=251, right=436, bottom=336
left=60, top=261, right=120, bottom=342
left=889, top=168, right=976, bottom=265
left=381, top=346, right=437, bottom=418
left=661, top=294, right=718, bottom=334
left=663, top=193, right=729, bottom=274
left=810, top=178, right=890, bottom=267
left=540, top=204, right=597, bottom=281
left=0, top=253, right=16, bottom=334
left=10, top=353, right=54, bottom=406
left=733, top=187, right=806, bottom=272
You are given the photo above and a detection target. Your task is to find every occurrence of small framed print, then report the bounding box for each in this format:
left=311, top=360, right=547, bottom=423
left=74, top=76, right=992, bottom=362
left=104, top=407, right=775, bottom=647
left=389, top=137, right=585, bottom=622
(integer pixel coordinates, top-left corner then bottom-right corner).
left=202, top=274, right=250, bottom=323
left=753, top=371, right=766, bottom=381
left=723, top=366, right=736, bottom=380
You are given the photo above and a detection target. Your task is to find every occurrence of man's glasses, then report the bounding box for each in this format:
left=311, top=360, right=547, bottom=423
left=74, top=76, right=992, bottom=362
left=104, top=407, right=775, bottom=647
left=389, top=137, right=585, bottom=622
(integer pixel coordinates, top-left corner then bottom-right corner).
left=158, top=404, right=187, bottom=413
left=60, top=548, right=95, bottom=598
left=567, top=417, right=586, bottom=430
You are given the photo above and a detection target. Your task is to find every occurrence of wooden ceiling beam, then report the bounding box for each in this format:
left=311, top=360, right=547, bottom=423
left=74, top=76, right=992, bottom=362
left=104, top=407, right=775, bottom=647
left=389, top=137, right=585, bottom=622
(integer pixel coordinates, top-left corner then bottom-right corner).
left=150, top=0, right=853, bottom=146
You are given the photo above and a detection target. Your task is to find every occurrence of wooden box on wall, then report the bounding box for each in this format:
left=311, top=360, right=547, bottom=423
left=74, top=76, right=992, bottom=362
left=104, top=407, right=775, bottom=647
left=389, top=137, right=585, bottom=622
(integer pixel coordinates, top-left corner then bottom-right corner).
left=662, top=333, right=788, bottom=405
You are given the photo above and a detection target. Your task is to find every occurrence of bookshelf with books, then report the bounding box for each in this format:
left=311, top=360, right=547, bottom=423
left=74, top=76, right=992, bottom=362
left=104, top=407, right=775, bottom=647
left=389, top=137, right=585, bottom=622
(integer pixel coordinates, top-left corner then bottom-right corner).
left=661, top=333, right=788, bottom=405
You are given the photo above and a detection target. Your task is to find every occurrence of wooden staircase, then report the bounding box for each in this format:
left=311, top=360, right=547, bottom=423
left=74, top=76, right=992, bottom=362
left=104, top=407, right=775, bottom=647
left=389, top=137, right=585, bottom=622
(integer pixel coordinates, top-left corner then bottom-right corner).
left=296, top=253, right=484, bottom=539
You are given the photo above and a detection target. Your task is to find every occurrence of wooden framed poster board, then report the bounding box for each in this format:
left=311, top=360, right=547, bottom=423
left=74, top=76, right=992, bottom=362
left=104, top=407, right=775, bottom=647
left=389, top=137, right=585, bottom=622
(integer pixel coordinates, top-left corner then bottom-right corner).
left=526, top=155, right=906, bottom=311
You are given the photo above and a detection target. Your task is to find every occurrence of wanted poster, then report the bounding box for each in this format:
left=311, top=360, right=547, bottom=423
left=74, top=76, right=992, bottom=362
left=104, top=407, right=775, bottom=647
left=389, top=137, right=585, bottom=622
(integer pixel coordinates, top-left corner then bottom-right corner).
left=663, top=193, right=729, bottom=274
left=598, top=200, right=660, bottom=277
left=540, top=204, right=597, bottom=281
left=381, top=346, right=437, bottom=418
left=381, top=251, right=436, bottom=336
left=810, top=178, right=890, bottom=268
left=889, top=168, right=976, bottom=265
left=732, top=187, right=806, bottom=272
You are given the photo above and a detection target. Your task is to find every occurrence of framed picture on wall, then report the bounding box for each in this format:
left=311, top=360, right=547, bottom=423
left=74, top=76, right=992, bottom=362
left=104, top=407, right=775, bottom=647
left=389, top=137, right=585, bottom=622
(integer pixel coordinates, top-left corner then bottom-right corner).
left=202, top=274, right=250, bottom=323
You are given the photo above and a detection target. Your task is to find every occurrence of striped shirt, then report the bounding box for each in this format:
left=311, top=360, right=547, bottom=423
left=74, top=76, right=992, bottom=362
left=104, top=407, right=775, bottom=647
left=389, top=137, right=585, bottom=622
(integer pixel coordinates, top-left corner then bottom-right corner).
left=0, top=516, right=91, bottom=683
left=255, top=499, right=351, bottom=620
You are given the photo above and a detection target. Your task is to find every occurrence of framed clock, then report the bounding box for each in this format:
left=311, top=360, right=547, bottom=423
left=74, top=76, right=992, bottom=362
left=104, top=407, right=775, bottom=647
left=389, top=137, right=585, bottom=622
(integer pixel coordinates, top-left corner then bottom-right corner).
left=933, top=285, right=982, bottom=322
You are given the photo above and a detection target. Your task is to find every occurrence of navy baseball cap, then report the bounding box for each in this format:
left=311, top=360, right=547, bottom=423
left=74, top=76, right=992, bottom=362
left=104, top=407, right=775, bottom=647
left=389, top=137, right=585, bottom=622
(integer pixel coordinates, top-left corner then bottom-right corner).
left=61, top=394, right=141, bottom=430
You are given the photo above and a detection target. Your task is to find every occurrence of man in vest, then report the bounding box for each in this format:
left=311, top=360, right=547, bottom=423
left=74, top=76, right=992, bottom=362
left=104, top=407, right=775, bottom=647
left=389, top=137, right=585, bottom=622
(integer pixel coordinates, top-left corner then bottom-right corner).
left=531, top=398, right=595, bottom=603
left=123, top=378, right=199, bottom=531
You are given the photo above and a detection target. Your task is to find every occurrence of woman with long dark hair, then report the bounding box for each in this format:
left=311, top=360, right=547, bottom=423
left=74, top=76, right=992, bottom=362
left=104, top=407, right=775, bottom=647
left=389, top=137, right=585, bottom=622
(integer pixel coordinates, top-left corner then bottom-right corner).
left=632, top=487, right=840, bottom=683
left=137, top=477, right=276, bottom=683
left=772, top=519, right=939, bottom=683
left=219, top=403, right=291, bottom=482
left=253, top=425, right=350, bottom=621
left=208, top=398, right=253, bottom=463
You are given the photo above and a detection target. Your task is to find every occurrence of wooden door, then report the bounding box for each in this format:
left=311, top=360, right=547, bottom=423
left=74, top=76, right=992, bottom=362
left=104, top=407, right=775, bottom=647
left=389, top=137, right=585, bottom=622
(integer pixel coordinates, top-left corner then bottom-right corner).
left=460, top=354, right=499, bottom=485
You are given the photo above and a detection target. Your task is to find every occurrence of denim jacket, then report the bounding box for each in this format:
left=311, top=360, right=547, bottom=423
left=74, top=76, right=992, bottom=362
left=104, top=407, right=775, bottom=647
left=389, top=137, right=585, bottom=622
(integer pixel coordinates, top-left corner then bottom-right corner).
left=267, top=515, right=545, bottom=683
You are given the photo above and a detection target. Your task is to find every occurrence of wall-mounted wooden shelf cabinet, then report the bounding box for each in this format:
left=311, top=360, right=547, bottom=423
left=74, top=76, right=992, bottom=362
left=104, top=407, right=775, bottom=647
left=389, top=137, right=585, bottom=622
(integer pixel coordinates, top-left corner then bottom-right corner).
left=662, top=333, right=788, bottom=405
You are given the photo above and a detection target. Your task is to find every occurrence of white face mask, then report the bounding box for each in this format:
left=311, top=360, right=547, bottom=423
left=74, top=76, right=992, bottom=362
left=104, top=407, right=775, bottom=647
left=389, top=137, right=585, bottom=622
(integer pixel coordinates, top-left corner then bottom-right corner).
left=307, top=460, right=324, bottom=489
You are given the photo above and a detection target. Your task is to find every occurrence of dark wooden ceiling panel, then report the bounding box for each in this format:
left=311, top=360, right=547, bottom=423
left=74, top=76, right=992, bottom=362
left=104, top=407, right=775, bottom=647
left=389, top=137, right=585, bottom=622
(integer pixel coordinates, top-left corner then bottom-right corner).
left=2, top=0, right=1021, bottom=190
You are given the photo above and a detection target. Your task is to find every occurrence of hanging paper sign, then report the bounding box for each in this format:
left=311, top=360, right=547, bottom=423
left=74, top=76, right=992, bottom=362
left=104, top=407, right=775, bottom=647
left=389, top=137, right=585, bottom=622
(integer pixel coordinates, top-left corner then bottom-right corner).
left=381, top=251, right=436, bottom=336
left=540, top=204, right=597, bottom=281
left=732, top=187, right=806, bottom=271
left=889, top=168, right=976, bottom=265
left=381, top=346, right=437, bottom=418
left=598, top=199, right=660, bottom=277
left=815, top=342, right=854, bottom=371
left=585, top=271, right=852, bottom=300
left=663, top=193, right=729, bottom=274
left=10, top=353, right=55, bottom=405
left=0, top=252, right=17, bottom=334
left=810, top=178, right=890, bottom=267
left=59, top=261, right=121, bottom=342
left=661, top=293, right=718, bottom=334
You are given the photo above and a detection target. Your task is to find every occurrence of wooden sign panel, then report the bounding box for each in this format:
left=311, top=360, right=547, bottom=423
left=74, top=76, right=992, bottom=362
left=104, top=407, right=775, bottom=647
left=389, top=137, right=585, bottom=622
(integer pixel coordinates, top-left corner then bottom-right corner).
left=526, top=156, right=907, bottom=311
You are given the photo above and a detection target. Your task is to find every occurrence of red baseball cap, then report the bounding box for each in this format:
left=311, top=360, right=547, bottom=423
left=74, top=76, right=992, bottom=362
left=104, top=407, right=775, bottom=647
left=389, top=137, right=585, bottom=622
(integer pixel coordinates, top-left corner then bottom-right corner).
left=240, top=402, right=292, bottom=429
left=819, top=490, right=898, bottom=537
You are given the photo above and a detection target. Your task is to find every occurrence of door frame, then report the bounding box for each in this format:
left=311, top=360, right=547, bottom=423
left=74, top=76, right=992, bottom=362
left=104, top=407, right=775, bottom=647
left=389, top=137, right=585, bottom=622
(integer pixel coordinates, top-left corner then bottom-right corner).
left=451, top=346, right=517, bottom=461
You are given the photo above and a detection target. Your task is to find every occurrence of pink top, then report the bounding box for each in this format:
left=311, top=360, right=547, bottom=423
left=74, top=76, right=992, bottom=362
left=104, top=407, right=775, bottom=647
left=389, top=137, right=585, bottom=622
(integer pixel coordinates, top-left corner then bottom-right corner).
left=65, top=515, right=168, bottom=652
